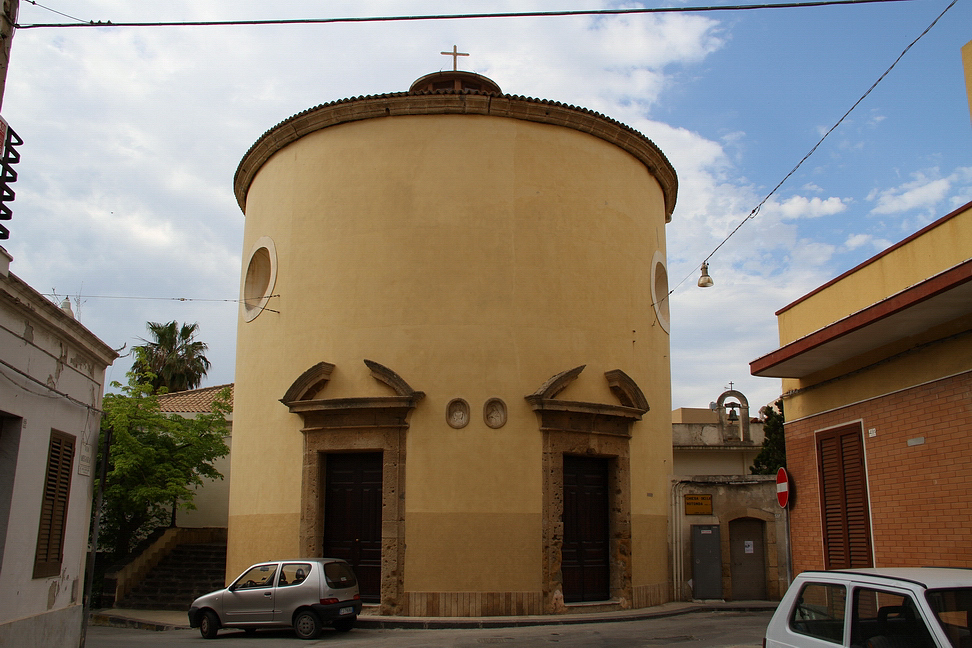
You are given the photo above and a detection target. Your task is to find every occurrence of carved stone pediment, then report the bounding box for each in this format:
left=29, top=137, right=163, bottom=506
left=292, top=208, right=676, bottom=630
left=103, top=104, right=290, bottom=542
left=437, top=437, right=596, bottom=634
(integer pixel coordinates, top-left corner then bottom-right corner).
left=281, top=360, right=424, bottom=431
left=525, top=366, right=648, bottom=436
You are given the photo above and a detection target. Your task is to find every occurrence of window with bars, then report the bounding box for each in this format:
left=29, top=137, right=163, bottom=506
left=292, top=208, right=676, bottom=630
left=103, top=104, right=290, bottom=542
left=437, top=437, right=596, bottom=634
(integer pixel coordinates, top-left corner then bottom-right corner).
left=33, top=430, right=75, bottom=578
left=816, top=424, right=873, bottom=570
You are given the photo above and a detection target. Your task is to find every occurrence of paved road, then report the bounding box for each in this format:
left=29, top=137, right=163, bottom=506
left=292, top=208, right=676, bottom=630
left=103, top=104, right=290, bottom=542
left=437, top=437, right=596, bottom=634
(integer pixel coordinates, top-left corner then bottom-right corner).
left=85, top=610, right=772, bottom=647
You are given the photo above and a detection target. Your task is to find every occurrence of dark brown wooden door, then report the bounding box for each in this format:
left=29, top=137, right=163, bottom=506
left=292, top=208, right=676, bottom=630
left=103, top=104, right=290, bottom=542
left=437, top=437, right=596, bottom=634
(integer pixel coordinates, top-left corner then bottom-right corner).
left=817, top=424, right=873, bottom=569
left=322, top=452, right=383, bottom=602
left=729, top=518, right=767, bottom=600
left=562, top=455, right=610, bottom=602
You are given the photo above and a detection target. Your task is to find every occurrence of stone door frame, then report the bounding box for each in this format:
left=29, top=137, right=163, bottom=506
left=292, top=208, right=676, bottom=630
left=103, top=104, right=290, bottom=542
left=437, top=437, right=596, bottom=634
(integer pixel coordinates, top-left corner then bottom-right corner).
left=281, top=360, right=424, bottom=615
left=527, top=366, right=648, bottom=613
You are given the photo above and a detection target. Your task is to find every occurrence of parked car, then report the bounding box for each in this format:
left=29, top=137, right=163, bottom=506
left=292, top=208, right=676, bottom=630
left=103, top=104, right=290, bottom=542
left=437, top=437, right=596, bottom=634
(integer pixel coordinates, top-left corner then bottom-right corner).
left=188, top=559, right=362, bottom=639
left=764, top=568, right=972, bottom=648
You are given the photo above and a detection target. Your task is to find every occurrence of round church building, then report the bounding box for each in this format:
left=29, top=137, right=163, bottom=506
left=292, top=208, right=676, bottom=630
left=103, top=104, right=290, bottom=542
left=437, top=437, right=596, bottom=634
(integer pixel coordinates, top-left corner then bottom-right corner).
left=229, top=69, right=678, bottom=616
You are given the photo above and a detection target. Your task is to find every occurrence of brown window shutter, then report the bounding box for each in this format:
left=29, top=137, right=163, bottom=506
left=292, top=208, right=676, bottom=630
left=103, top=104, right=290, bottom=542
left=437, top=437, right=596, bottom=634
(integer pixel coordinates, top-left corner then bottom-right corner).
left=33, top=431, right=75, bottom=579
left=817, top=424, right=872, bottom=570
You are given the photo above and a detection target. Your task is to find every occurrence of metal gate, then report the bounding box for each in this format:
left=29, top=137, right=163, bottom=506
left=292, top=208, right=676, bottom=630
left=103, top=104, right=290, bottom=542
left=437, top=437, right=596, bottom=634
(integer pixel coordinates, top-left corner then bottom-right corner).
left=691, top=524, right=722, bottom=600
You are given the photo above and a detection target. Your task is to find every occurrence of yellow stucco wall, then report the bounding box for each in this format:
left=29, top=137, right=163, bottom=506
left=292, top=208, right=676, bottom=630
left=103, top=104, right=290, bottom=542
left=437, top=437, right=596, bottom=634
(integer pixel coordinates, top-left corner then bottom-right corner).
left=230, top=109, right=674, bottom=606
left=777, top=203, right=972, bottom=421
left=778, top=203, right=972, bottom=346
left=782, top=327, right=972, bottom=421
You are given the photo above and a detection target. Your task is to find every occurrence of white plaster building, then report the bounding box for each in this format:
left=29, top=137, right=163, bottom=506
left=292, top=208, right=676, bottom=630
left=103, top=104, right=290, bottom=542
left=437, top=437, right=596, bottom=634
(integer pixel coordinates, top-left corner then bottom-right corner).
left=157, top=384, right=233, bottom=529
left=0, top=247, right=116, bottom=646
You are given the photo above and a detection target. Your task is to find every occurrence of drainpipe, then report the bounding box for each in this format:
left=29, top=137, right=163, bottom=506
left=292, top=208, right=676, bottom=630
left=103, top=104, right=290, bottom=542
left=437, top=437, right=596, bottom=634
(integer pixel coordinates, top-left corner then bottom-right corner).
left=670, top=479, right=689, bottom=601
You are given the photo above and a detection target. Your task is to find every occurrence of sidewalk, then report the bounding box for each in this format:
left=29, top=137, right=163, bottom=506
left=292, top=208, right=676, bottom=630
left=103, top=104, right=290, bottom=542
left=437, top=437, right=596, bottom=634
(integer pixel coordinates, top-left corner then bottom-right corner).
left=89, top=599, right=778, bottom=632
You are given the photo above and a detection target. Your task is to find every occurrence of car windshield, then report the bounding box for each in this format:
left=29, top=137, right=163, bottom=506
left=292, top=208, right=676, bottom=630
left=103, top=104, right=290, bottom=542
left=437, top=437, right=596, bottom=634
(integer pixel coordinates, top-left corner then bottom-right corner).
left=925, top=588, right=972, bottom=648
left=233, top=564, right=278, bottom=589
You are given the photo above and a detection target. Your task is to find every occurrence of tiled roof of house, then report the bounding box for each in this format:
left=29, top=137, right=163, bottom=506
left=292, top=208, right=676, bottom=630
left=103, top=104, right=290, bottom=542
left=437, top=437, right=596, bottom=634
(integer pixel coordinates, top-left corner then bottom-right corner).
left=157, top=383, right=234, bottom=413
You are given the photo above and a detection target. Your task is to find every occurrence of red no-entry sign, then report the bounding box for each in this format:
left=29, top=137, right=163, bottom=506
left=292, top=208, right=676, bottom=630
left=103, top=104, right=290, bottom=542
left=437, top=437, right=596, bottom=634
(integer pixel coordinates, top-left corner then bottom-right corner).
left=776, top=467, right=790, bottom=508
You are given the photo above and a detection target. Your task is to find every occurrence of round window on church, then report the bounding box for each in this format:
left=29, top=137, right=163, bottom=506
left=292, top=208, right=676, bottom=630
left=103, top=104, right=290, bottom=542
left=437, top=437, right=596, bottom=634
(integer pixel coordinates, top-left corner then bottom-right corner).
left=242, top=236, right=277, bottom=322
left=650, top=251, right=671, bottom=334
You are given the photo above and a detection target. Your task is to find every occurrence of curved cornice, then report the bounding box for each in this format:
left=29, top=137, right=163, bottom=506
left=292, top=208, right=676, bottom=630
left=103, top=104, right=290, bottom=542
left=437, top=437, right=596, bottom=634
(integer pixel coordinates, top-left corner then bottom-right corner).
left=604, top=369, right=649, bottom=412
left=529, top=365, right=586, bottom=400
left=279, top=361, right=335, bottom=404
left=280, top=359, right=425, bottom=412
left=525, top=366, right=649, bottom=421
left=234, top=90, right=677, bottom=220
left=364, top=359, right=423, bottom=398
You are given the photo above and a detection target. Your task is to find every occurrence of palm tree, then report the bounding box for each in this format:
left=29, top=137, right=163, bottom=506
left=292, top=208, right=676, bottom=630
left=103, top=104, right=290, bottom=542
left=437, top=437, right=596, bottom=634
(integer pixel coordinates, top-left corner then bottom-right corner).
left=133, top=321, right=212, bottom=393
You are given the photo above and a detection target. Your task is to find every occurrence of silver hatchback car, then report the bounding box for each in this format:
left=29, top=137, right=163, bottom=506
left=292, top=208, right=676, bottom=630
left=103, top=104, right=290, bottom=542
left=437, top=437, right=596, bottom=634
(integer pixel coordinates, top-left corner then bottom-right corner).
left=188, top=559, right=362, bottom=639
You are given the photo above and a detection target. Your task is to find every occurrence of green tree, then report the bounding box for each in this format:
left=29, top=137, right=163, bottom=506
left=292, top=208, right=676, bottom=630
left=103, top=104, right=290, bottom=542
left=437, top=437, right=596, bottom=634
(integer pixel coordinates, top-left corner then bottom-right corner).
left=97, top=374, right=230, bottom=557
left=132, top=320, right=212, bottom=393
left=750, top=399, right=786, bottom=475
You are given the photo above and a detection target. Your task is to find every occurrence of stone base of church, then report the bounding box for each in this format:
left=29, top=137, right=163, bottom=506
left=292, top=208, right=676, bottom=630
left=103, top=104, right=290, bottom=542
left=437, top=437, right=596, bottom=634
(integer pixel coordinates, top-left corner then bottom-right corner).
left=397, top=584, right=670, bottom=617
left=631, top=582, right=669, bottom=609
left=404, top=591, right=544, bottom=616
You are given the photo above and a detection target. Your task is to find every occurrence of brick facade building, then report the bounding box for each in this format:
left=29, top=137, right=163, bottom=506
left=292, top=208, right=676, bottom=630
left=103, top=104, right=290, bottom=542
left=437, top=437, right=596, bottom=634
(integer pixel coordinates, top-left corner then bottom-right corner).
left=752, top=200, right=972, bottom=574
left=779, top=372, right=972, bottom=575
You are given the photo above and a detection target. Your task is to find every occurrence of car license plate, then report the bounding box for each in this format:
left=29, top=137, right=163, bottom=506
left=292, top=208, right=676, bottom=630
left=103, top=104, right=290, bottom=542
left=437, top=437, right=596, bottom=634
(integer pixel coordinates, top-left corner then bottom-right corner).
left=339, top=606, right=354, bottom=615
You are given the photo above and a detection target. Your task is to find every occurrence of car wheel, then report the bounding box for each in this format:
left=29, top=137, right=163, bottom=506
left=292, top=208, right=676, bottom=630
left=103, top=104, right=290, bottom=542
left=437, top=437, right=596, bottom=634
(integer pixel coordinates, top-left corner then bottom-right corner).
left=293, top=610, right=322, bottom=640
left=333, top=616, right=355, bottom=632
left=199, top=610, right=219, bottom=639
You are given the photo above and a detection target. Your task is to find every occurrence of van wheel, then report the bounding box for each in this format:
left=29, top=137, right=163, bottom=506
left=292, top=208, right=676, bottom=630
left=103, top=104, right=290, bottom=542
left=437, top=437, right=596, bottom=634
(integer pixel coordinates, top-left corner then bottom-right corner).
left=293, top=610, right=322, bottom=640
left=333, top=617, right=355, bottom=632
left=199, top=610, right=219, bottom=639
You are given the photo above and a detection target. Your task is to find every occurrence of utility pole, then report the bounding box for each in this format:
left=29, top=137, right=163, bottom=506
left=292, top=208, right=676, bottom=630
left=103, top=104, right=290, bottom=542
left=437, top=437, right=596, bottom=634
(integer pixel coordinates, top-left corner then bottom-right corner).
left=0, top=0, right=18, bottom=111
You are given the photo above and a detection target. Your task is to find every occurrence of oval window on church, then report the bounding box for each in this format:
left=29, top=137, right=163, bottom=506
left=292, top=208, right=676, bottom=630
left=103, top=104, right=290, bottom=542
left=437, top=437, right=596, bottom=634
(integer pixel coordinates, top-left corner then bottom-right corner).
left=650, top=251, right=671, bottom=334
left=242, top=236, right=277, bottom=322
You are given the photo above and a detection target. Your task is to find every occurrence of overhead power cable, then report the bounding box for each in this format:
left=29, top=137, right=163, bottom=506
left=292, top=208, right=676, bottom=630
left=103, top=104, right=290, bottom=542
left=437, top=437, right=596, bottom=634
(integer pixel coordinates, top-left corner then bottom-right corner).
left=40, top=292, right=281, bottom=313
left=17, top=0, right=915, bottom=29
left=21, top=0, right=86, bottom=24
left=666, top=0, right=958, bottom=297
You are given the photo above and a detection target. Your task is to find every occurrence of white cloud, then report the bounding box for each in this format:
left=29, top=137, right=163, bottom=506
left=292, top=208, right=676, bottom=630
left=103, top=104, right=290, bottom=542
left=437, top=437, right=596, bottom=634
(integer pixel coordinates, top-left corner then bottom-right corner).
left=5, top=0, right=971, bottom=412
left=770, top=195, right=848, bottom=221
left=867, top=167, right=972, bottom=216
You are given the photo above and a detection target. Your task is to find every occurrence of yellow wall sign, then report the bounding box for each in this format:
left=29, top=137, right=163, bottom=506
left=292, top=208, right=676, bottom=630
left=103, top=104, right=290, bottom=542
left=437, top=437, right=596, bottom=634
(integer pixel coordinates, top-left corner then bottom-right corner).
left=685, top=494, right=712, bottom=515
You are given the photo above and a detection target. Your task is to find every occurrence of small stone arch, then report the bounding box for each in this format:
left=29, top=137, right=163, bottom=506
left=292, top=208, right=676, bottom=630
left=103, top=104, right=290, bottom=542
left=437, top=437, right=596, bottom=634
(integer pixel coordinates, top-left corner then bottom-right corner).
left=715, top=389, right=750, bottom=442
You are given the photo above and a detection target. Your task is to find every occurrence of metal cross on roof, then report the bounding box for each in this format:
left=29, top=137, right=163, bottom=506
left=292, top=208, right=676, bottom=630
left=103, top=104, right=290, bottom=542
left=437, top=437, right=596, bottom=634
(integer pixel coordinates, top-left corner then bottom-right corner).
left=440, top=45, right=469, bottom=71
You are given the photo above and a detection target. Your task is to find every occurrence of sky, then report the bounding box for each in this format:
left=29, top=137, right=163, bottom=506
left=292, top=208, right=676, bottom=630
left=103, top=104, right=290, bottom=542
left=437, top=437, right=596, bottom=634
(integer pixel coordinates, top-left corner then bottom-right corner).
left=1, top=0, right=970, bottom=413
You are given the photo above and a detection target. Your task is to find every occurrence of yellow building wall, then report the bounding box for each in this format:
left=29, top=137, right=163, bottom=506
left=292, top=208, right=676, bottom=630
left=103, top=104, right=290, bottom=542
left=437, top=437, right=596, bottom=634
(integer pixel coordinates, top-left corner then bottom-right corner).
left=782, top=319, right=972, bottom=422
left=778, top=203, right=972, bottom=346
left=230, top=112, right=674, bottom=604
left=777, top=203, right=972, bottom=421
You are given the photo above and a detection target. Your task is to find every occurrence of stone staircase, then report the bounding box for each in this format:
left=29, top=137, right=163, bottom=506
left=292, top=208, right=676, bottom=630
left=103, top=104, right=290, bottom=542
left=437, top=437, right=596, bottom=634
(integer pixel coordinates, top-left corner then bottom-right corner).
left=117, top=542, right=226, bottom=610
